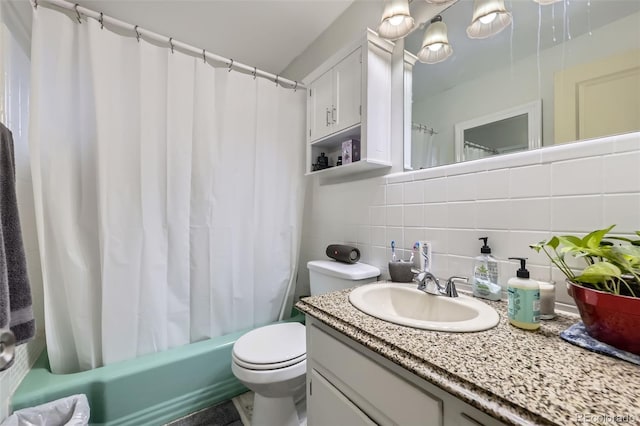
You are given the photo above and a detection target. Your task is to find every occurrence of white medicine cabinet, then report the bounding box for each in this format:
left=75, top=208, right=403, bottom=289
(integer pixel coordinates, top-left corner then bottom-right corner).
left=304, top=29, right=394, bottom=179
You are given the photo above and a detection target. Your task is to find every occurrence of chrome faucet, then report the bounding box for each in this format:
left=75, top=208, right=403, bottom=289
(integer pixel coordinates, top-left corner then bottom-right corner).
left=413, top=270, right=467, bottom=298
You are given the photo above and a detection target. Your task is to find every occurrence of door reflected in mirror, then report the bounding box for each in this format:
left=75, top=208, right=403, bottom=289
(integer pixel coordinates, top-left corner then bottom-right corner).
left=405, top=0, right=640, bottom=170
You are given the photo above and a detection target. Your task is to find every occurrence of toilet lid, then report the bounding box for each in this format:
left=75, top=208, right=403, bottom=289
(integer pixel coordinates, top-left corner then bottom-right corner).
left=233, top=323, right=306, bottom=369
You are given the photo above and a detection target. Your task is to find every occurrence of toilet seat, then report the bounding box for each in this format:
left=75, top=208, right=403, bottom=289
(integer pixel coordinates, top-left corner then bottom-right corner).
left=232, top=322, right=306, bottom=371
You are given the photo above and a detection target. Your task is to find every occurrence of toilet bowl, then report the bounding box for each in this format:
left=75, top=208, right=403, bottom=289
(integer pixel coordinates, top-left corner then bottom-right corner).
left=231, top=260, right=380, bottom=426
left=231, top=322, right=307, bottom=426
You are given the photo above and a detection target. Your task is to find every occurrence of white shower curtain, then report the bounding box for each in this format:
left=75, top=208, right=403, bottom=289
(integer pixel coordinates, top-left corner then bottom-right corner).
left=29, top=7, right=306, bottom=374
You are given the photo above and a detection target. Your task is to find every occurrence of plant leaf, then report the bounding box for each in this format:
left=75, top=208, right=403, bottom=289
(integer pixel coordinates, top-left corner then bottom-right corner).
left=577, top=262, right=622, bottom=283
left=581, top=225, right=616, bottom=249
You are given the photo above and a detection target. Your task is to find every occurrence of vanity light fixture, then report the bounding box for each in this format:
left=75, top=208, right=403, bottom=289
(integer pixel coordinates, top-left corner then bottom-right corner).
left=532, top=0, right=563, bottom=4
left=417, top=15, right=453, bottom=64
left=466, top=0, right=512, bottom=39
left=424, top=0, right=455, bottom=4
left=378, top=0, right=415, bottom=41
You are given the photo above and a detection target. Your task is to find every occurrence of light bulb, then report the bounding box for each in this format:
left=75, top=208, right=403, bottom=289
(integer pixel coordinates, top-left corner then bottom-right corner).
left=428, top=43, right=444, bottom=52
left=479, top=12, right=497, bottom=24
left=388, top=15, right=405, bottom=26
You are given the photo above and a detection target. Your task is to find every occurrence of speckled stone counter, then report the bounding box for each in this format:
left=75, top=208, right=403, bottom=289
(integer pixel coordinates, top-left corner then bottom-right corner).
left=295, top=284, right=640, bottom=426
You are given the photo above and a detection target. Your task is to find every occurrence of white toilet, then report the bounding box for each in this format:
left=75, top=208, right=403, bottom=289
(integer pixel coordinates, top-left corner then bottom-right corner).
left=231, top=260, right=380, bottom=426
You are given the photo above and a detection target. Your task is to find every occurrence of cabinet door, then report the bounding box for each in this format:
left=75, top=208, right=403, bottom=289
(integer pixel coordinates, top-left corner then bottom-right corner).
left=308, top=369, right=376, bottom=426
left=309, top=70, right=334, bottom=141
left=333, top=48, right=362, bottom=133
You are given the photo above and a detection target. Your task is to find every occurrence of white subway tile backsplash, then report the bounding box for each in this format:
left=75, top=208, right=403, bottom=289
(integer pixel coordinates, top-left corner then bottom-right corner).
left=386, top=206, right=403, bottom=226
left=541, top=137, right=613, bottom=163
left=476, top=200, right=510, bottom=230
left=370, top=206, right=386, bottom=226
left=371, top=226, right=387, bottom=247
left=386, top=227, right=404, bottom=253
left=403, top=205, right=424, bottom=227
left=386, top=183, right=403, bottom=205
left=423, top=178, right=447, bottom=203
left=551, top=196, right=603, bottom=232
left=509, top=164, right=550, bottom=198
left=447, top=202, right=476, bottom=229
left=371, top=184, right=386, bottom=206
left=424, top=203, right=448, bottom=228
left=603, top=194, right=640, bottom=234
left=302, top=132, right=640, bottom=313
left=446, top=174, right=476, bottom=201
left=404, top=228, right=426, bottom=251
left=603, top=152, right=640, bottom=194
left=612, top=132, right=640, bottom=154
left=424, top=228, right=449, bottom=254
left=403, top=181, right=424, bottom=204
left=357, top=225, right=371, bottom=246
left=552, top=157, right=603, bottom=196
left=509, top=198, right=551, bottom=231
left=476, top=170, right=509, bottom=200
left=447, top=229, right=480, bottom=257
left=507, top=231, right=552, bottom=267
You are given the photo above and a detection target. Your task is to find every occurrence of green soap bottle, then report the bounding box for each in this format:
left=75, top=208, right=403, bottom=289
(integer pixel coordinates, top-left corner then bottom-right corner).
left=507, top=257, right=540, bottom=331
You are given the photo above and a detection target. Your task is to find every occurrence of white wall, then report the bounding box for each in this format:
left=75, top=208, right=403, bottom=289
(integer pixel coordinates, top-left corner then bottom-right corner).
left=0, top=6, right=45, bottom=418
left=412, top=12, right=640, bottom=167
left=297, top=132, right=640, bottom=312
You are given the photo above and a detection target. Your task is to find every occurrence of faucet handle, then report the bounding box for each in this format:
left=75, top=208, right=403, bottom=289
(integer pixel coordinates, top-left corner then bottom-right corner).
left=445, top=276, right=467, bottom=298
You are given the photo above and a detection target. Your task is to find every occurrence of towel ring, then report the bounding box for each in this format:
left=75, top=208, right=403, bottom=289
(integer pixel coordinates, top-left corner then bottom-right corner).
left=169, top=37, right=174, bottom=54
left=99, top=12, right=104, bottom=29
left=228, top=59, right=234, bottom=72
left=74, top=4, right=82, bottom=23
left=134, top=25, right=141, bottom=42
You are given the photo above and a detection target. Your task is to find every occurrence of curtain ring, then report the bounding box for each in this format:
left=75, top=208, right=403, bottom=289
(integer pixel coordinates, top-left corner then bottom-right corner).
left=99, top=12, right=104, bottom=29
left=202, top=49, right=206, bottom=63
left=74, top=4, right=82, bottom=23
left=33, top=0, right=37, bottom=9
left=134, top=25, right=141, bottom=42
left=228, top=59, right=234, bottom=72
left=275, top=75, right=279, bottom=87
left=293, top=81, right=298, bottom=92
left=169, top=37, right=174, bottom=54
left=252, top=67, right=257, bottom=80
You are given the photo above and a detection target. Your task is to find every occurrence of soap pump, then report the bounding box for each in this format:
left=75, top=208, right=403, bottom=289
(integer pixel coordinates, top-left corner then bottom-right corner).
left=507, top=257, right=540, bottom=331
left=471, top=237, right=501, bottom=301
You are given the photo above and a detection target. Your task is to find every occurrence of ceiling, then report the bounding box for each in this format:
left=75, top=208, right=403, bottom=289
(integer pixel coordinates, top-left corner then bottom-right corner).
left=9, top=0, right=356, bottom=75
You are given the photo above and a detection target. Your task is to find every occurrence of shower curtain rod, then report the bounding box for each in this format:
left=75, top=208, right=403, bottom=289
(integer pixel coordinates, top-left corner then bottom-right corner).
left=412, top=122, right=438, bottom=135
left=31, top=0, right=305, bottom=91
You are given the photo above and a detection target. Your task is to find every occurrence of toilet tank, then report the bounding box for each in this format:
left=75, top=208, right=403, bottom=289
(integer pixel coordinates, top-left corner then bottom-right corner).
left=307, top=260, right=380, bottom=295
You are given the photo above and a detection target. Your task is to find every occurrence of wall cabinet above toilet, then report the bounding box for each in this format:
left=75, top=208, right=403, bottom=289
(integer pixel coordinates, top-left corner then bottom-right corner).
left=303, top=29, right=394, bottom=179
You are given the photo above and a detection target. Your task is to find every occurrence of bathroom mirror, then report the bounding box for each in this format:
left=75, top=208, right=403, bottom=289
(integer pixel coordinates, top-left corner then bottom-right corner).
left=405, top=0, right=640, bottom=170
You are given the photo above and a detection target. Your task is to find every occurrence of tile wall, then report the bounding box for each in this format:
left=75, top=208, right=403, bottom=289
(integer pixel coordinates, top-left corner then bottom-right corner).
left=297, top=132, right=640, bottom=311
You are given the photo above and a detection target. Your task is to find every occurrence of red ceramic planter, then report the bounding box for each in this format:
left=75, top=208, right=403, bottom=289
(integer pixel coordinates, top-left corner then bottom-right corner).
left=567, top=280, right=640, bottom=355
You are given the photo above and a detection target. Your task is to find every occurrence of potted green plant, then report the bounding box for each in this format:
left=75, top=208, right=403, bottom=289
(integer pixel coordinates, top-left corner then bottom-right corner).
left=530, top=225, right=640, bottom=355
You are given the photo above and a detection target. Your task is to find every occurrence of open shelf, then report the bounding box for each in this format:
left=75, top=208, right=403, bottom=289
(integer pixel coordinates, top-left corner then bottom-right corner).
left=305, top=158, right=391, bottom=178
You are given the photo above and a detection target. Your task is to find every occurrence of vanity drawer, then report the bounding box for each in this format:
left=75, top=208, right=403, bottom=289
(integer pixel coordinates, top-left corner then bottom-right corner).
left=309, top=323, right=443, bottom=426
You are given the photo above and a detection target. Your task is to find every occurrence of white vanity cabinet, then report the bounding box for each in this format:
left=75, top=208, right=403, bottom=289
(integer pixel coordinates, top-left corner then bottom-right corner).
left=306, top=317, right=508, bottom=426
left=304, top=29, right=394, bottom=179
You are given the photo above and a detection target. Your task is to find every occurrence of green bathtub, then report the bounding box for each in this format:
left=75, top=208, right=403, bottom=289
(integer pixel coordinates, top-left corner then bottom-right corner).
left=13, top=314, right=304, bottom=425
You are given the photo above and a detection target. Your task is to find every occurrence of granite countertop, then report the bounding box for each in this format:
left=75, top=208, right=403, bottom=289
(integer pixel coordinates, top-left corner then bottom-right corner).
left=295, top=283, right=640, bottom=426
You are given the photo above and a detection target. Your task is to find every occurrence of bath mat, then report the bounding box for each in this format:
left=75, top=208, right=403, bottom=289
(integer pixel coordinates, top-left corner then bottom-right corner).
left=166, top=400, right=242, bottom=426
left=560, top=322, right=640, bottom=366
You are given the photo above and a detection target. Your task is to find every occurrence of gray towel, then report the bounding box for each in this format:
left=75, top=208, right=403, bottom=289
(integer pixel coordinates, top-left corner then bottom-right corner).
left=0, top=123, right=34, bottom=345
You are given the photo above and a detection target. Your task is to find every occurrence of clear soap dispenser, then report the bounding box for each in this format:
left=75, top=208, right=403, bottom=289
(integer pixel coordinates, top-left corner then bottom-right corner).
left=471, top=237, right=501, bottom=301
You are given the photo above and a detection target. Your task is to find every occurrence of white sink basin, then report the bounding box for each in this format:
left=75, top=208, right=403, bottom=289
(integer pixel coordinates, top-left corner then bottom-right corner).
left=349, top=283, right=500, bottom=332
